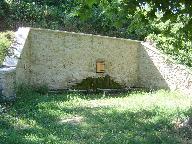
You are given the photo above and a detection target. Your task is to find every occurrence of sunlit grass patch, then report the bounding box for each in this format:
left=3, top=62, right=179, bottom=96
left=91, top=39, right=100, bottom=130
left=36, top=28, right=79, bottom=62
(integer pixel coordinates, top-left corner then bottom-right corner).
left=0, top=90, right=192, bottom=144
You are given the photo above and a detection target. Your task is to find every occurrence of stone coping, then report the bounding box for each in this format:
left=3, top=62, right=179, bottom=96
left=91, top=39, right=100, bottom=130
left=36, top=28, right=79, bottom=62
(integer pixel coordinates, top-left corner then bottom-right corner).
left=30, top=27, right=142, bottom=43
left=0, top=67, right=16, bottom=74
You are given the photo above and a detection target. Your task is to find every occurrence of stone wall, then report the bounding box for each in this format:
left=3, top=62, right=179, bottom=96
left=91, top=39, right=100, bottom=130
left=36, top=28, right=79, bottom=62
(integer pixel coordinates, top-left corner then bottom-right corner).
left=26, top=29, right=140, bottom=89
left=139, top=42, right=192, bottom=96
left=1, top=27, right=192, bottom=98
left=0, top=27, right=30, bottom=99
left=0, top=67, right=16, bottom=99
left=16, top=37, right=31, bottom=86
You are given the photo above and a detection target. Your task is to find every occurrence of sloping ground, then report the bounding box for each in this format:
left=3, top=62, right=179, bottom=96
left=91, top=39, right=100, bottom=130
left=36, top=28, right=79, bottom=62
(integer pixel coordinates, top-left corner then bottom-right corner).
left=0, top=90, right=192, bottom=144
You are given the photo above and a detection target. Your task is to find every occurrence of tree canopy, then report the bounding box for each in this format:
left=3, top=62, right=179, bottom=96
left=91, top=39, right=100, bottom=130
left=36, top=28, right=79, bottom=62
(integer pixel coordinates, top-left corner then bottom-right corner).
left=0, top=0, right=192, bottom=67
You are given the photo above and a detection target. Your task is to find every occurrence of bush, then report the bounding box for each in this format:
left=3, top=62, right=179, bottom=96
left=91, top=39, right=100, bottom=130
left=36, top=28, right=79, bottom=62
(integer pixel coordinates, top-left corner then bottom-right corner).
left=16, top=84, right=34, bottom=97
left=147, top=17, right=192, bottom=67
left=1, top=1, right=191, bottom=69
left=0, top=1, right=10, bottom=19
left=32, top=85, right=49, bottom=95
left=16, top=84, right=48, bottom=96
left=0, top=31, right=14, bottom=65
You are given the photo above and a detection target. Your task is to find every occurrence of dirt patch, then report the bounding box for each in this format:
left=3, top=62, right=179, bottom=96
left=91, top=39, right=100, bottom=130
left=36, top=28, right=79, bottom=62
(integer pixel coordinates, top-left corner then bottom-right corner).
left=58, top=115, right=84, bottom=125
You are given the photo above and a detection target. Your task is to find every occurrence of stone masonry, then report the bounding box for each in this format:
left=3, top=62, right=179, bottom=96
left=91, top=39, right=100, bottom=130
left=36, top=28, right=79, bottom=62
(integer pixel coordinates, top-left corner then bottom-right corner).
left=140, top=42, right=192, bottom=96
left=0, top=27, right=30, bottom=99
left=0, top=27, right=192, bottom=99
left=25, top=29, right=140, bottom=89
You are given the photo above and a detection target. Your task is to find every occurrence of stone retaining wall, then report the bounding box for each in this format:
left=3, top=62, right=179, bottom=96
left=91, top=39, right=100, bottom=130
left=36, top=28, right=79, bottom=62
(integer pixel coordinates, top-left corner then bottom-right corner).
left=0, top=67, right=16, bottom=99
left=139, top=42, right=192, bottom=96
left=24, top=29, right=140, bottom=89
left=1, top=27, right=192, bottom=98
left=0, top=28, right=30, bottom=99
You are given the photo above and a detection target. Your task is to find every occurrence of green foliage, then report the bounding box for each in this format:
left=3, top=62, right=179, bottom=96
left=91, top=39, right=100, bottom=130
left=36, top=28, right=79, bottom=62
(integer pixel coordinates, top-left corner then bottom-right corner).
left=2, top=0, right=151, bottom=39
left=75, top=0, right=192, bottom=67
left=148, top=15, right=192, bottom=67
left=32, top=85, right=49, bottom=95
left=0, top=0, right=191, bottom=67
left=0, top=31, right=14, bottom=65
left=16, top=84, right=35, bottom=97
left=72, top=75, right=123, bottom=90
left=0, top=90, right=192, bottom=143
left=0, top=0, right=10, bottom=19
left=17, top=84, right=48, bottom=96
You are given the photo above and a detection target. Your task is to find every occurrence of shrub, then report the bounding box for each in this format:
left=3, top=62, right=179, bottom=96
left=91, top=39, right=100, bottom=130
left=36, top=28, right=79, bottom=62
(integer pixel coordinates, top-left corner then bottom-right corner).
left=16, top=84, right=49, bottom=96
left=0, top=31, right=14, bottom=65
left=16, top=84, right=34, bottom=97
left=32, top=85, right=49, bottom=95
left=0, top=0, right=10, bottom=19
left=147, top=17, right=192, bottom=67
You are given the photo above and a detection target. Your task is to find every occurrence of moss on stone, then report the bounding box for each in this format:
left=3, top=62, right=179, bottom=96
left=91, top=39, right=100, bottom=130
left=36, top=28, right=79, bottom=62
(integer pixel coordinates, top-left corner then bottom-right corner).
left=72, top=75, right=123, bottom=90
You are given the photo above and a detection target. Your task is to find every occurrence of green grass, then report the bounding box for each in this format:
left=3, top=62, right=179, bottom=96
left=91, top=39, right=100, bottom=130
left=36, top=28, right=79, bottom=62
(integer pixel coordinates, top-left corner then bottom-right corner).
left=0, top=90, right=192, bottom=144
left=0, top=31, right=14, bottom=65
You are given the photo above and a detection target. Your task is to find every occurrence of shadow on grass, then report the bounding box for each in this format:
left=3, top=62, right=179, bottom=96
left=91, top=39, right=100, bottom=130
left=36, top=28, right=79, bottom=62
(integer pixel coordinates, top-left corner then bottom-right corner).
left=0, top=92, right=189, bottom=144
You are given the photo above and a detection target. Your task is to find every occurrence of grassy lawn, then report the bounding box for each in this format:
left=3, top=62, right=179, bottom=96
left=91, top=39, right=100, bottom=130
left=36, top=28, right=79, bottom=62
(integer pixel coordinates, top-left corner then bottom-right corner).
left=0, top=90, right=192, bottom=144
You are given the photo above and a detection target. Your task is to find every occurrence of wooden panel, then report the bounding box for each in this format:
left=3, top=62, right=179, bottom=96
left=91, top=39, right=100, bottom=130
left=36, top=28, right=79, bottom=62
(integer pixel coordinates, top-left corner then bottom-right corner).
left=96, top=61, right=105, bottom=73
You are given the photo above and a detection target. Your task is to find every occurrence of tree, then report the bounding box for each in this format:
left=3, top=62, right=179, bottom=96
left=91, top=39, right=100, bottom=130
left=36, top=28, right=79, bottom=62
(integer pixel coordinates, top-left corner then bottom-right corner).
left=76, top=0, right=192, bottom=35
